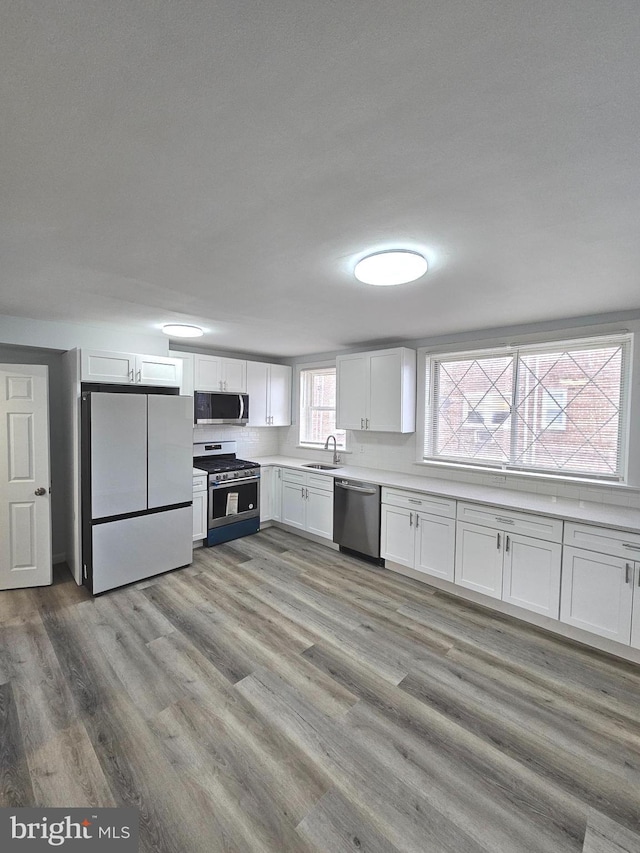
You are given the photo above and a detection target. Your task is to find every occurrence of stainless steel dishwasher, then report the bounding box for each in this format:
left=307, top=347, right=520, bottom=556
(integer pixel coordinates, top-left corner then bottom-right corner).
left=333, top=478, right=381, bottom=562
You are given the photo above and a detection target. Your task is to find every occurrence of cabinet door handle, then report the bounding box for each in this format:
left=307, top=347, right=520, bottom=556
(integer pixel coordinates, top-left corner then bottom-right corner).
left=505, top=534, right=510, bottom=552
left=360, top=418, right=364, bottom=429
left=128, top=368, right=134, bottom=383
left=366, top=418, right=370, bottom=429
left=136, top=369, right=141, bottom=383
left=497, top=532, right=501, bottom=550
left=415, top=514, right=420, bottom=529
left=409, top=512, right=413, bottom=527
left=625, top=563, right=632, bottom=584
left=306, top=488, right=309, bottom=500
left=301, top=487, right=305, bottom=498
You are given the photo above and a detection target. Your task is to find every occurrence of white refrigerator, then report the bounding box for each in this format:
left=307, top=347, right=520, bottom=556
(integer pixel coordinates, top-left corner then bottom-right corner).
left=82, top=390, right=193, bottom=593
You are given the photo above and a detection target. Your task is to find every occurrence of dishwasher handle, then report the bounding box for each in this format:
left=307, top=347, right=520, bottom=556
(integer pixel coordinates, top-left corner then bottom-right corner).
left=335, top=482, right=378, bottom=495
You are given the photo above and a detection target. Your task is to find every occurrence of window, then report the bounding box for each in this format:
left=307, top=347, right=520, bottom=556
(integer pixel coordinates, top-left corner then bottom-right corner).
left=423, top=335, right=631, bottom=480
left=299, top=365, right=346, bottom=449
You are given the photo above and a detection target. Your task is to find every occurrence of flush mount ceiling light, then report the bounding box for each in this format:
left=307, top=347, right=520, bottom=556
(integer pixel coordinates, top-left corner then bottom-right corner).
left=162, top=324, right=204, bottom=338
left=354, top=250, right=428, bottom=286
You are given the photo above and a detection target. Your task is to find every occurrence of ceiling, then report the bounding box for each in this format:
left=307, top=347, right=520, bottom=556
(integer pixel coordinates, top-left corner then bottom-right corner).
left=2, top=1, right=640, bottom=357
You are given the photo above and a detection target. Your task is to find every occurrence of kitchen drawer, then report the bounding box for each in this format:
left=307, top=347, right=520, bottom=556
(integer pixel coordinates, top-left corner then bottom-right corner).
left=456, top=501, right=563, bottom=543
left=282, top=468, right=306, bottom=485
left=306, top=472, right=334, bottom=491
left=564, top=522, right=640, bottom=559
left=382, top=487, right=455, bottom=518
left=193, top=475, right=208, bottom=492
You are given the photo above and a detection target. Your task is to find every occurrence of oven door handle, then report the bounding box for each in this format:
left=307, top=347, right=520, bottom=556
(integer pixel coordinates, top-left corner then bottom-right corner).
left=210, top=475, right=260, bottom=487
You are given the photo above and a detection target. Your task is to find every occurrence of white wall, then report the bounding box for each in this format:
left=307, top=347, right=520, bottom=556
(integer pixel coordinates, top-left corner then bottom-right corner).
left=279, top=313, right=640, bottom=510
left=0, top=314, right=169, bottom=356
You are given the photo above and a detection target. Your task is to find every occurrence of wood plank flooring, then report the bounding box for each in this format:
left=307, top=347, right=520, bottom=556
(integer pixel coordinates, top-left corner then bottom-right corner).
left=1, top=527, right=640, bottom=852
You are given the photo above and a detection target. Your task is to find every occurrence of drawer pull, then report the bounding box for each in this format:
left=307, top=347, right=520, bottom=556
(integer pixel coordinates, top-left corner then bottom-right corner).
left=622, top=543, right=640, bottom=551
left=495, top=517, right=515, bottom=525
left=408, top=498, right=422, bottom=505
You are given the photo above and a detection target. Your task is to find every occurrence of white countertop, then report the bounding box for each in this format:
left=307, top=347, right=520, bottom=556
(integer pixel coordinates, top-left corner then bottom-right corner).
left=253, top=455, right=640, bottom=534
left=193, top=467, right=207, bottom=476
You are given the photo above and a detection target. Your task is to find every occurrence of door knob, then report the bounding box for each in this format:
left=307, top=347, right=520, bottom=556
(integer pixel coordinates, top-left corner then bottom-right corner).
left=34, top=487, right=47, bottom=496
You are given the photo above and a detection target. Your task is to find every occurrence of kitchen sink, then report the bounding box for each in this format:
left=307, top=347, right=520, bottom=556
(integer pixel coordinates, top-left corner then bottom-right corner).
left=302, top=463, right=340, bottom=470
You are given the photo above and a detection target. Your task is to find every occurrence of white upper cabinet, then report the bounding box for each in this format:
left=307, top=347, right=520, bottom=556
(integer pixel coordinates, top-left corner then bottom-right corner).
left=194, top=355, right=247, bottom=393
left=336, top=347, right=416, bottom=432
left=81, top=350, right=137, bottom=384
left=136, top=354, right=183, bottom=387
left=81, top=350, right=182, bottom=388
left=247, top=361, right=292, bottom=427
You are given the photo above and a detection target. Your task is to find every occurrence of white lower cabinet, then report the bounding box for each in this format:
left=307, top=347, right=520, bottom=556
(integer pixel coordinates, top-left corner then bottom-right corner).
left=280, top=469, right=333, bottom=540
left=560, top=523, right=640, bottom=647
left=455, top=502, right=563, bottom=614
left=192, top=474, right=208, bottom=543
left=271, top=467, right=282, bottom=522
left=560, top=545, right=636, bottom=645
left=259, top=467, right=272, bottom=522
left=381, top=489, right=456, bottom=581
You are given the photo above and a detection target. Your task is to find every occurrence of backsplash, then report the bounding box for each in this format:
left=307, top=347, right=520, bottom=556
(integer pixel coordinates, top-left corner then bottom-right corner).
left=278, top=425, right=640, bottom=509
left=193, top=424, right=280, bottom=459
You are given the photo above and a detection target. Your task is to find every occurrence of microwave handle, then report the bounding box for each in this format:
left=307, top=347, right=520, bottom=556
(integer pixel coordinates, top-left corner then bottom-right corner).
left=239, top=394, right=244, bottom=420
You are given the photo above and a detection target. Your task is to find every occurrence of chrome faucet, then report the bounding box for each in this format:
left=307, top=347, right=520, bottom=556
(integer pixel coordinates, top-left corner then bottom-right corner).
left=324, top=434, right=340, bottom=465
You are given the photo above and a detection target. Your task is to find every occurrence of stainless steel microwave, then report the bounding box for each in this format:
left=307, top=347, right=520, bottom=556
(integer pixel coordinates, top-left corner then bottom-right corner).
left=194, top=391, right=249, bottom=425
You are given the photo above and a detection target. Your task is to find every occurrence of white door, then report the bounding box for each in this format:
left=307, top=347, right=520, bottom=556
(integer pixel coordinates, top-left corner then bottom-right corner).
left=414, top=512, right=456, bottom=581
left=194, top=355, right=222, bottom=391
left=305, top=487, right=333, bottom=540
left=560, top=546, right=633, bottom=644
left=336, top=354, right=367, bottom=430
left=221, top=358, right=247, bottom=393
left=147, top=395, right=193, bottom=509
left=90, top=393, right=147, bottom=518
left=502, top=532, right=562, bottom=618
left=0, top=364, right=52, bottom=589
left=281, top=481, right=305, bottom=530
left=368, top=351, right=401, bottom=431
left=381, top=505, right=415, bottom=568
left=192, top=491, right=207, bottom=541
left=247, top=361, right=269, bottom=426
left=268, top=364, right=292, bottom=426
left=455, top=521, right=504, bottom=599
left=81, top=350, right=136, bottom=384
left=136, top=355, right=182, bottom=388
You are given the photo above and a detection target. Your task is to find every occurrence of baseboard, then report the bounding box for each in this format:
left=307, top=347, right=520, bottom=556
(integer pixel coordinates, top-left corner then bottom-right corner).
left=270, top=522, right=339, bottom=550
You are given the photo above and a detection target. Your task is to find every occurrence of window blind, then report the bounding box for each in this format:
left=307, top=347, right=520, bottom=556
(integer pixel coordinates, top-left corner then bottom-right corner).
left=424, top=334, right=631, bottom=480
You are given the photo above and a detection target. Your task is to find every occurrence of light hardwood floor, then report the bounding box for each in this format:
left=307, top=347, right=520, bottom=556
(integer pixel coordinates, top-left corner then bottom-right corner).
left=1, top=528, right=640, bottom=852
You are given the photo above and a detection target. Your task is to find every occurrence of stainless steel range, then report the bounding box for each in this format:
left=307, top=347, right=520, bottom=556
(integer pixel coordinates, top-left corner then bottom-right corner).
left=193, top=441, right=260, bottom=546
